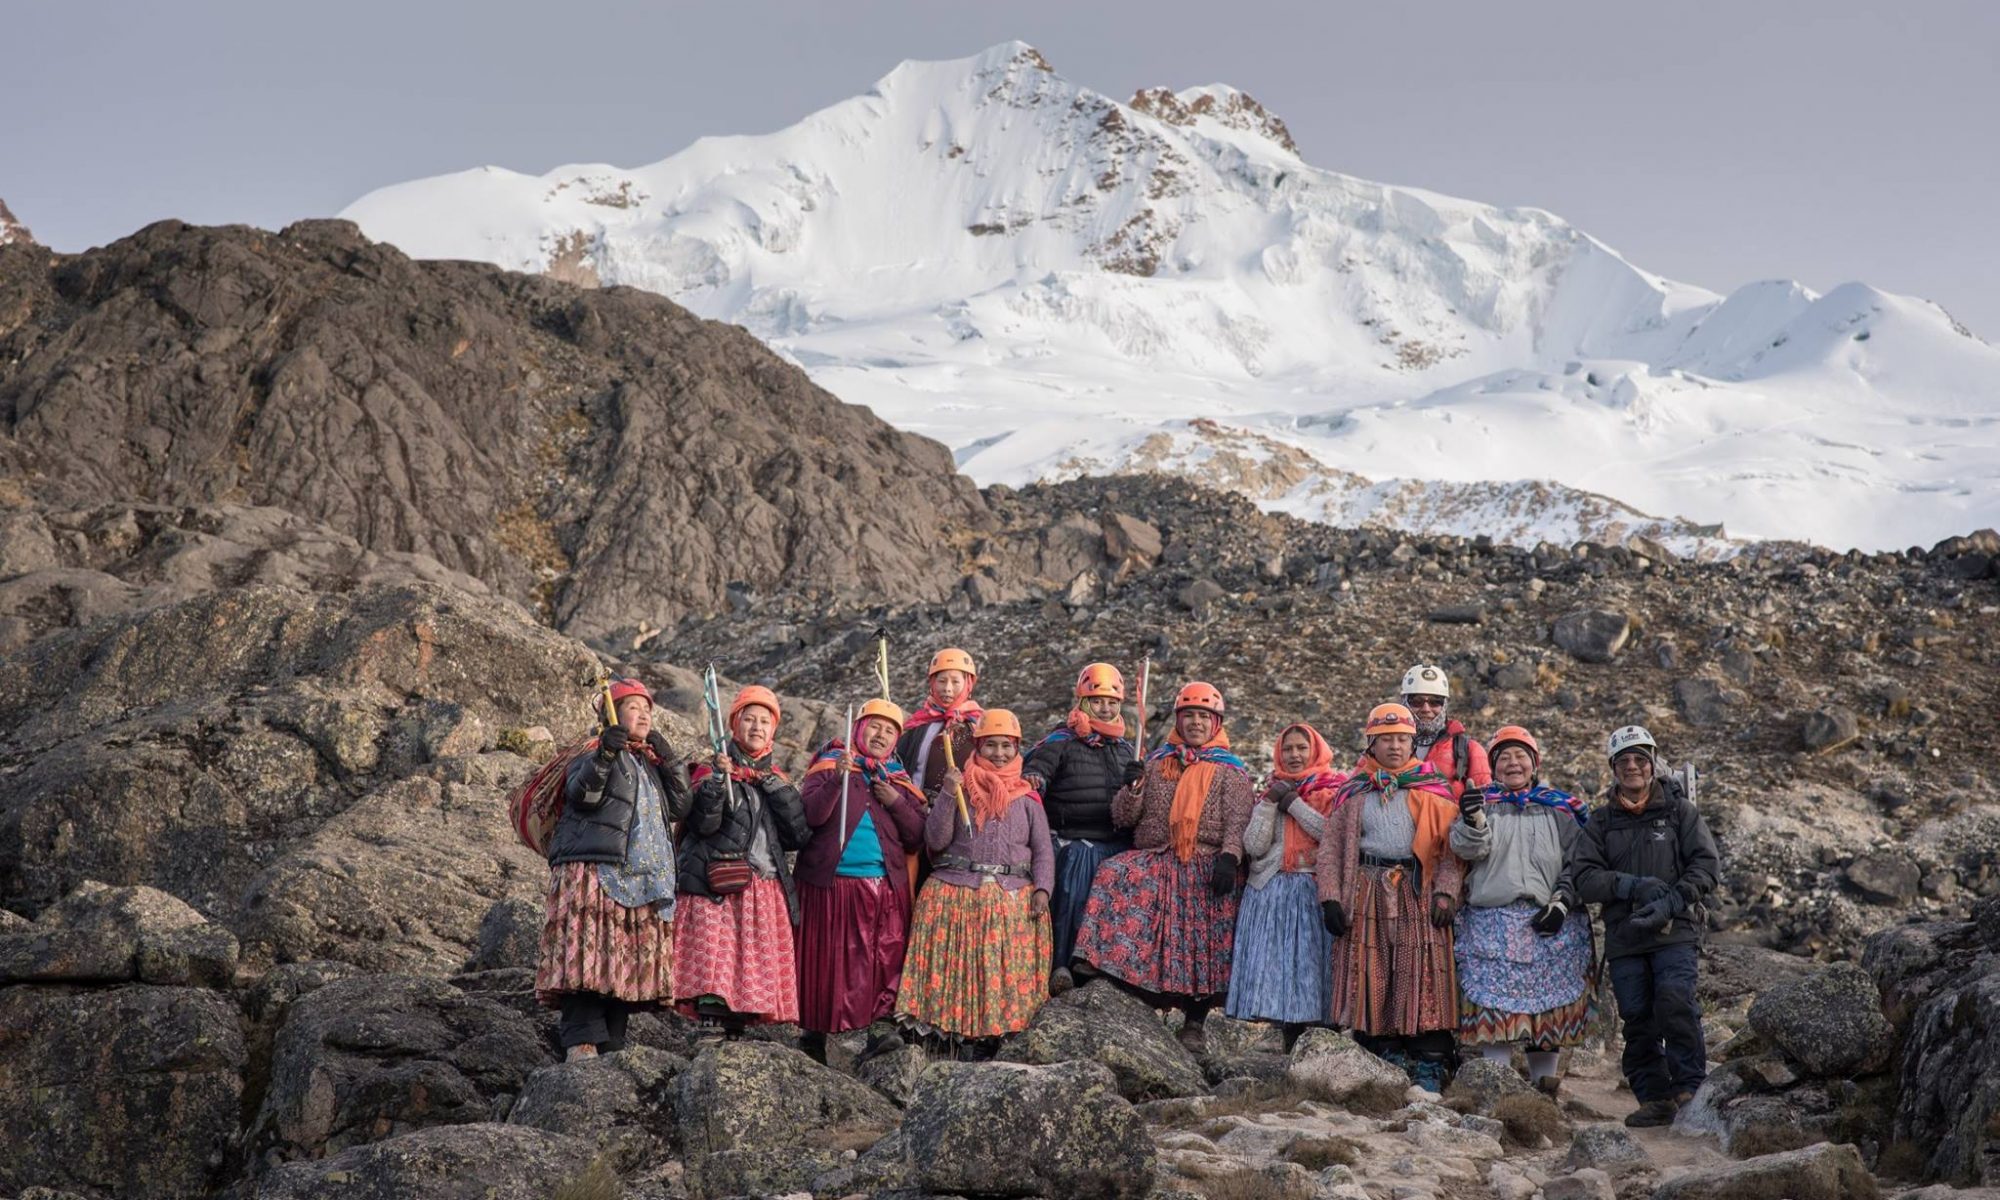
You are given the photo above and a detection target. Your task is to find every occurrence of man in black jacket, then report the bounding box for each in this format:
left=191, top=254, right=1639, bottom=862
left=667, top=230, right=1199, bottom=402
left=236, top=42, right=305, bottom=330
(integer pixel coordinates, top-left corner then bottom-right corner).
left=1570, top=725, right=1721, bottom=1128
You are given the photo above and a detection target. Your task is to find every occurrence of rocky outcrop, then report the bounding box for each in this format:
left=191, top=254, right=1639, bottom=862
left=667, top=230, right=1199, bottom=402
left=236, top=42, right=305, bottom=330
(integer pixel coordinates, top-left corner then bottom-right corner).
left=507, top=1045, right=685, bottom=1173
left=997, top=977, right=1209, bottom=1101
left=0, top=983, right=245, bottom=1200
left=1286, top=1027, right=1413, bottom=1112
left=251, top=1124, right=597, bottom=1200
left=672, top=1039, right=900, bottom=1199
left=0, top=880, right=237, bottom=986
left=1650, top=1141, right=1879, bottom=1200
left=0, top=219, right=991, bottom=639
left=1745, top=962, right=1894, bottom=1078
left=904, top=1059, right=1156, bottom=1198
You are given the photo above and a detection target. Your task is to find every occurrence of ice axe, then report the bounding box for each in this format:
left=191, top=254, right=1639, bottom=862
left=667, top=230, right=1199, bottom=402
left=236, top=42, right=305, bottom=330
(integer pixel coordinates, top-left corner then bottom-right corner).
left=873, top=627, right=891, bottom=701
left=838, top=703, right=855, bottom=851
left=1133, top=653, right=1152, bottom=759
left=701, top=662, right=736, bottom=810
left=939, top=718, right=972, bottom=828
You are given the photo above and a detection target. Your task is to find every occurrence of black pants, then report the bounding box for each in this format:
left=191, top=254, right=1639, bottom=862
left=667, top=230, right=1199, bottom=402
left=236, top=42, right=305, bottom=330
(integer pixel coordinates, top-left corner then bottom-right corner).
left=558, top=992, right=636, bottom=1050
left=1357, top=1029, right=1455, bottom=1063
left=1608, top=942, right=1706, bottom=1101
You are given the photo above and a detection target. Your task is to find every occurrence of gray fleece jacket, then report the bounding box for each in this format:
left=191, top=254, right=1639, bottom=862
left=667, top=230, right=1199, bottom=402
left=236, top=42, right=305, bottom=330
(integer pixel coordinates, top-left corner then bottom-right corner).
left=1448, top=795, right=1583, bottom=909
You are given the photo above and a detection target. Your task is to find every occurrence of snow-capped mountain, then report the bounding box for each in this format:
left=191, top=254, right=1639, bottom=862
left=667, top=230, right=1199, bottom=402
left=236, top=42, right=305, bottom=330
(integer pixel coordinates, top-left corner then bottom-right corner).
left=342, top=43, right=2000, bottom=553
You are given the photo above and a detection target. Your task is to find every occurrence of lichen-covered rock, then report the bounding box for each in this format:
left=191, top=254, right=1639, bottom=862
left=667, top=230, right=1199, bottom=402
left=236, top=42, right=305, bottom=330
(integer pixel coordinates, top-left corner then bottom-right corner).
left=0, top=984, right=244, bottom=1200
left=997, top=978, right=1208, bottom=1101
left=252, top=1123, right=596, bottom=1200
left=0, top=880, right=238, bottom=987
left=904, top=1059, right=1156, bottom=1199
left=468, top=896, right=545, bottom=972
left=672, top=1038, right=899, bottom=1200
left=1650, top=1141, right=1879, bottom=1200
left=1444, top=1056, right=1537, bottom=1115
left=1746, top=962, right=1894, bottom=1078
left=507, top=1044, right=685, bottom=1172
left=1285, top=1027, right=1411, bottom=1112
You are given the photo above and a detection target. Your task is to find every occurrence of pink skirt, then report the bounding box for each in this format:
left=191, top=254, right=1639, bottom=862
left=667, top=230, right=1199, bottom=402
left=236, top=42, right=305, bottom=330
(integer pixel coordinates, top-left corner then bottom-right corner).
left=535, top=862, right=673, bottom=1004
left=671, top=875, right=799, bottom=1024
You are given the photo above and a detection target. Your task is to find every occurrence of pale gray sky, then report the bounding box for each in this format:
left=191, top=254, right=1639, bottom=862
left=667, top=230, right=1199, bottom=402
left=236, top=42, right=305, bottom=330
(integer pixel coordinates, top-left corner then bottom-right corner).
left=7, top=0, right=1997, bottom=335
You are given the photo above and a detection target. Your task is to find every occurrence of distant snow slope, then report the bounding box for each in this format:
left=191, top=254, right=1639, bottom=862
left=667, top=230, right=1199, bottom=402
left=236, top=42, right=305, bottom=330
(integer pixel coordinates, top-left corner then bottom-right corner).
left=343, top=43, right=2000, bottom=552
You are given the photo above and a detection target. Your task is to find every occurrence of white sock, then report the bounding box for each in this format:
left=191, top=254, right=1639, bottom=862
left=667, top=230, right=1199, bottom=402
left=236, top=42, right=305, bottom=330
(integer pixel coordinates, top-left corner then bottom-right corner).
left=1481, top=1045, right=1513, bottom=1066
left=1526, top=1050, right=1560, bottom=1082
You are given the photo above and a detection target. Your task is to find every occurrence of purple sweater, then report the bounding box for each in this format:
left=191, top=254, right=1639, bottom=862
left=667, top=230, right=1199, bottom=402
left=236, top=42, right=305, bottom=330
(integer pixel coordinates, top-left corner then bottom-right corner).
left=923, top=784, right=1055, bottom=894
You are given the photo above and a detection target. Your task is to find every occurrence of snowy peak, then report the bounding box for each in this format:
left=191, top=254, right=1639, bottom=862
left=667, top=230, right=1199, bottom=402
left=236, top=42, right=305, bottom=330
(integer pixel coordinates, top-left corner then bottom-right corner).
left=341, top=44, right=2000, bottom=553
left=0, top=198, right=34, bottom=248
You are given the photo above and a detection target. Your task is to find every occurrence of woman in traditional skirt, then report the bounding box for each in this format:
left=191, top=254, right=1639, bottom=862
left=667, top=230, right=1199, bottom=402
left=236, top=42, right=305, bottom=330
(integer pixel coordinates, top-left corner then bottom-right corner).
left=794, top=697, right=928, bottom=1063
left=1074, top=681, right=1254, bottom=1053
left=1022, top=662, right=1138, bottom=995
left=1451, top=724, right=1595, bottom=1097
left=1226, top=722, right=1349, bottom=1047
left=672, top=685, right=812, bottom=1036
left=1317, top=702, right=1465, bottom=1092
left=897, top=708, right=1055, bottom=1053
left=537, top=677, right=692, bottom=1061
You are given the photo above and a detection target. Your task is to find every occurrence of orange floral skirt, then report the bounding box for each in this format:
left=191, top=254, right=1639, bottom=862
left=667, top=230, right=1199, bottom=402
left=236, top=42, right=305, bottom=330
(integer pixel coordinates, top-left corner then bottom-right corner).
left=896, top=880, right=1052, bottom=1038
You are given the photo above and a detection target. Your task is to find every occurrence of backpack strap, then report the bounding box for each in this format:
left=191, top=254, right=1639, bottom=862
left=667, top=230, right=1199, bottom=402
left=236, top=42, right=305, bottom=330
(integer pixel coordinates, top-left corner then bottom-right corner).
left=1453, top=732, right=1470, bottom=782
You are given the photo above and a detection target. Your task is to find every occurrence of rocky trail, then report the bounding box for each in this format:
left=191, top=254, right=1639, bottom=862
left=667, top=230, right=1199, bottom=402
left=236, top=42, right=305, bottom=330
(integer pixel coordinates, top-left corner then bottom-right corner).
left=0, top=218, right=1996, bottom=1199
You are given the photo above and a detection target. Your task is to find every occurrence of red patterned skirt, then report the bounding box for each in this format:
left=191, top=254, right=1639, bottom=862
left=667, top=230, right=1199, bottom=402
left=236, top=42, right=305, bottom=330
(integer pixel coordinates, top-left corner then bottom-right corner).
left=1331, top=863, right=1457, bottom=1036
left=671, top=876, right=799, bottom=1024
left=897, top=881, right=1052, bottom=1038
left=1073, top=848, right=1238, bottom=999
left=535, top=862, right=674, bottom=1005
left=796, top=876, right=909, bottom=1034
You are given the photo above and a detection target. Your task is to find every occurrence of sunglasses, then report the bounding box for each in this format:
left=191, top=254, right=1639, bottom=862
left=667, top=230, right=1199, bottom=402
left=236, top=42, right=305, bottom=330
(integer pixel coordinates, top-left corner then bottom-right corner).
left=1404, top=696, right=1445, bottom=708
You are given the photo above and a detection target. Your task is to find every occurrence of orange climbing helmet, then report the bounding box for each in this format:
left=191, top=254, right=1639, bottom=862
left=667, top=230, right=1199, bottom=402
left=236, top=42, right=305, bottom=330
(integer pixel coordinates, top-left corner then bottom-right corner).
left=857, top=697, right=907, bottom=735
left=1363, top=703, right=1417, bottom=737
left=928, top=647, right=977, bottom=679
left=729, top=685, right=781, bottom=726
left=1174, top=681, right=1225, bottom=715
left=974, top=709, right=1024, bottom=741
left=1075, top=662, right=1126, bottom=700
left=1487, top=725, right=1540, bottom=764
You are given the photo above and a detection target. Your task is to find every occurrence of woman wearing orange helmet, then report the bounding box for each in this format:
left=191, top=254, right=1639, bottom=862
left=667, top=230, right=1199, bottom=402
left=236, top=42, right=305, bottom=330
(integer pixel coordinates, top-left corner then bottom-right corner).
left=896, top=709, right=1055, bottom=1052
left=794, top=699, right=930, bottom=1063
left=1073, top=681, right=1255, bottom=1052
left=1022, top=661, right=1138, bottom=994
left=1316, top=702, right=1466, bottom=1093
left=1451, top=725, right=1593, bottom=1097
left=896, top=647, right=985, bottom=796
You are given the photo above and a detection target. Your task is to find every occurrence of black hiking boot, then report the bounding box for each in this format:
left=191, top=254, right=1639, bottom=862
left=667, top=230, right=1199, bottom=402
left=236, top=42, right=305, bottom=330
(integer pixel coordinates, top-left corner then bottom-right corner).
left=1624, top=1098, right=1679, bottom=1127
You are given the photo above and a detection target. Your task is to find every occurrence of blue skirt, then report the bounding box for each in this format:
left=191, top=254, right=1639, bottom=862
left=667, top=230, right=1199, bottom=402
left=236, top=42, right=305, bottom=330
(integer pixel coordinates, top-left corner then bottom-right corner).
left=1224, top=871, right=1332, bottom=1024
left=1051, top=835, right=1129, bottom=971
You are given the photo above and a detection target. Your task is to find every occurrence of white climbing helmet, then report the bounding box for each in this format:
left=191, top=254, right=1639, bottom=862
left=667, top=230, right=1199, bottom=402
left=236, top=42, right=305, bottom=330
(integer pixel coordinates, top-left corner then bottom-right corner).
left=1400, top=664, right=1450, bottom=699
left=1607, top=725, right=1658, bottom=762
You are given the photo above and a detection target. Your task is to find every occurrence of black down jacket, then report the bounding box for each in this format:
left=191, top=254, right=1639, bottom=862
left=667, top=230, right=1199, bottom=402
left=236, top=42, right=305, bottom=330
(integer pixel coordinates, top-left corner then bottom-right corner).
left=551, top=747, right=692, bottom=866
left=676, top=768, right=812, bottom=922
left=1023, top=732, right=1135, bottom=843
left=1570, top=776, right=1722, bottom=960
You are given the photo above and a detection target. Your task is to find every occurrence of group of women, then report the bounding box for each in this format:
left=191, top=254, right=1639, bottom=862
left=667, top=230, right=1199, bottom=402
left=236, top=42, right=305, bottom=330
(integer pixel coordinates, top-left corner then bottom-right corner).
left=531, top=651, right=1602, bottom=1098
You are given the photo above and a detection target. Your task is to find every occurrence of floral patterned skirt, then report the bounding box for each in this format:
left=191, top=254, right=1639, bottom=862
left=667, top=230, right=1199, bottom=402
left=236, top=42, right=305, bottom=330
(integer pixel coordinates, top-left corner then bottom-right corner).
left=897, top=880, right=1052, bottom=1038
left=1074, top=848, right=1238, bottom=999
left=672, top=875, right=799, bottom=1024
left=1331, top=863, right=1457, bottom=1036
left=1456, top=900, right=1596, bottom=1048
left=536, top=861, right=673, bottom=1005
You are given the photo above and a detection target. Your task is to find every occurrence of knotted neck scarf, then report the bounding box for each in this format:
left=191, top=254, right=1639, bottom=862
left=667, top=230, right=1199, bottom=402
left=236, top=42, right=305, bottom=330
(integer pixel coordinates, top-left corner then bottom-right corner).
left=1146, top=728, right=1248, bottom=862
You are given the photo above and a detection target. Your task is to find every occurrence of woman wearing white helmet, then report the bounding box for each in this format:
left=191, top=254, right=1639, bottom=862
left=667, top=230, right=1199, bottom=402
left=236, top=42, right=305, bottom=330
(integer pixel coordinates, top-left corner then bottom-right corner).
left=1400, top=664, right=1492, bottom=801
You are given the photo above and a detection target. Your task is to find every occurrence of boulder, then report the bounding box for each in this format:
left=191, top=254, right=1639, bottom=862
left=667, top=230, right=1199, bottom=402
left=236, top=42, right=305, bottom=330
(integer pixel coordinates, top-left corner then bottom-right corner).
left=1552, top=610, right=1630, bottom=663
left=1649, top=1141, right=1878, bottom=1200
left=1178, top=577, right=1227, bottom=611
left=1283, top=1027, right=1410, bottom=1112
left=855, top=1036, right=931, bottom=1106
left=1102, top=513, right=1163, bottom=566
left=1673, top=678, right=1733, bottom=727
left=246, top=973, right=552, bottom=1169
left=0, top=880, right=237, bottom=987
left=252, top=1124, right=597, bottom=1200
left=1876, top=898, right=2000, bottom=1183
left=0, top=984, right=244, bottom=1200
left=1800, top=709, right=1860, bottom=753
left=469, top=897, right=545, bottom=972
left=1444, top=1056, right=1536, bottom=1115
left=673, top=1039, right=900, bottom=1199
left=1746, top=962, right=1894, bottom=1078
left=507, top=1044, right=685, bottom=1172
left=1541, top=1169, right=1615, bottom=1200
left=998, top=978, right=1209, bottom=1101
left=1564, top=1124, right=1650, bottom=1172
left=1844, top=850, right=1920, bottom=905
left=904, top=1060, right=1155, bottom=1199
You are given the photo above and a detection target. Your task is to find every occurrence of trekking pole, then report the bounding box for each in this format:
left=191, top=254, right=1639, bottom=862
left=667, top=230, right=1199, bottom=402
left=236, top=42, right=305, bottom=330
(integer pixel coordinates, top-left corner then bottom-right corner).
left=702, top=663, right=737, bottom=810
left=874, top=627, right=891, bottom=701
left=838, top=703, right=855, bottom=851
left=1133, top=653, right=1152, bottom=759
left=939, top=721, right=972, bottom=828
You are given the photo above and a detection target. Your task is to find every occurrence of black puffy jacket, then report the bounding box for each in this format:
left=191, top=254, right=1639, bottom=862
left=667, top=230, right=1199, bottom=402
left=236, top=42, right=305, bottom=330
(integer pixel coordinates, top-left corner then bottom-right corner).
left=551, top=747, right=692, bottom=866
left=676, top=768, right=812, bottom=922
left=1023, top=733, right=1135, bottom=842
left=1570, top=777, right=1722, bottom=959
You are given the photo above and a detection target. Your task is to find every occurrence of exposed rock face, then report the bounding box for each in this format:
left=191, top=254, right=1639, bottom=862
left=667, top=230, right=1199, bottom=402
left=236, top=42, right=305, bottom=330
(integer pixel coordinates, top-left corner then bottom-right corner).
left=672, top=1039, right=900, bottom=1199
left=904, top=1059, right=1156, bottom=1198
left=507, top=1045, right=685, bottom=1172
left=1746, top=962, right=1895, bottom=1078
left=997, top=977, right=1209, bottom=1101
left=0, top=880, right=237, bottom=986
left=252, top=1123, right=597, bottom=1200
left=1650, top=1141, right=1879, bottom=1200
left=0, top=983, right=245, bottom=1200
left=0, top=219, right=990, bottom=639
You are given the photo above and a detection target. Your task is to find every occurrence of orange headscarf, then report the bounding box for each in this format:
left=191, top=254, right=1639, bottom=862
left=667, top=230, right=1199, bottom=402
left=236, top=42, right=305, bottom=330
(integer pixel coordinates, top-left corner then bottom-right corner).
left=1270, top=723, right=1343, bottom=871
left=1066, top=708, right=1127, bottom=740
left=1350, top=748, right=1456, bottom=885
left=962, top=748, right=1034, bottom=829
left=1161, top=726, right=1239, bottom=863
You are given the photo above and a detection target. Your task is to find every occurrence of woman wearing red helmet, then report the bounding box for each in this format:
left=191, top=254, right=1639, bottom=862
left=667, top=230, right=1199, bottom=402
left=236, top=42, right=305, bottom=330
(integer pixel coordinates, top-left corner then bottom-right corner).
left=1450, top=725, right=1594, bottom=1097
left=1316, top=702, right=1466, bottom=1093
left=1073, top=681, right=1254, bottom=1053
left=538, top=677, right=693, bottom=1061
left=896, top=709, right=1055, bottom=1053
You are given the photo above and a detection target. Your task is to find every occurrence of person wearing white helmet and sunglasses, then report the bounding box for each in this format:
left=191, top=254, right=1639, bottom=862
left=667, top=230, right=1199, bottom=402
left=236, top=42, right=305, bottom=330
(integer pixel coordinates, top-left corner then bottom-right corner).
left=1571, top=725, right=1721, bottom=1128
left=1400, top=664, right=1492, bottom=801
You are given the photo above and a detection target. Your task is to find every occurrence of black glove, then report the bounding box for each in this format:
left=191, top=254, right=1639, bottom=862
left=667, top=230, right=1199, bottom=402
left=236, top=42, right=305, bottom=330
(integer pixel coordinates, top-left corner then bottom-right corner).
left=1121, top=759, right=1146, bottom=787
left=1210, top=853, right=1239, bottom=897
left=598, top=724, right=631, bottom=758
left=1429, top=893, right=1457, bottom=929
left=1322, top=900, right=1348, bottom=937
left=1626, top=895, right=1674, bottom=933
left=1530, top=901, right=1567, bottom=936
left=1616, top=874, right=1670, bottom=905
left=1459, top=791, right=1484, bottom=824
left=645, top=729, right=675, bottom=762
left=1267, top=780, right=1297, bottom=812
